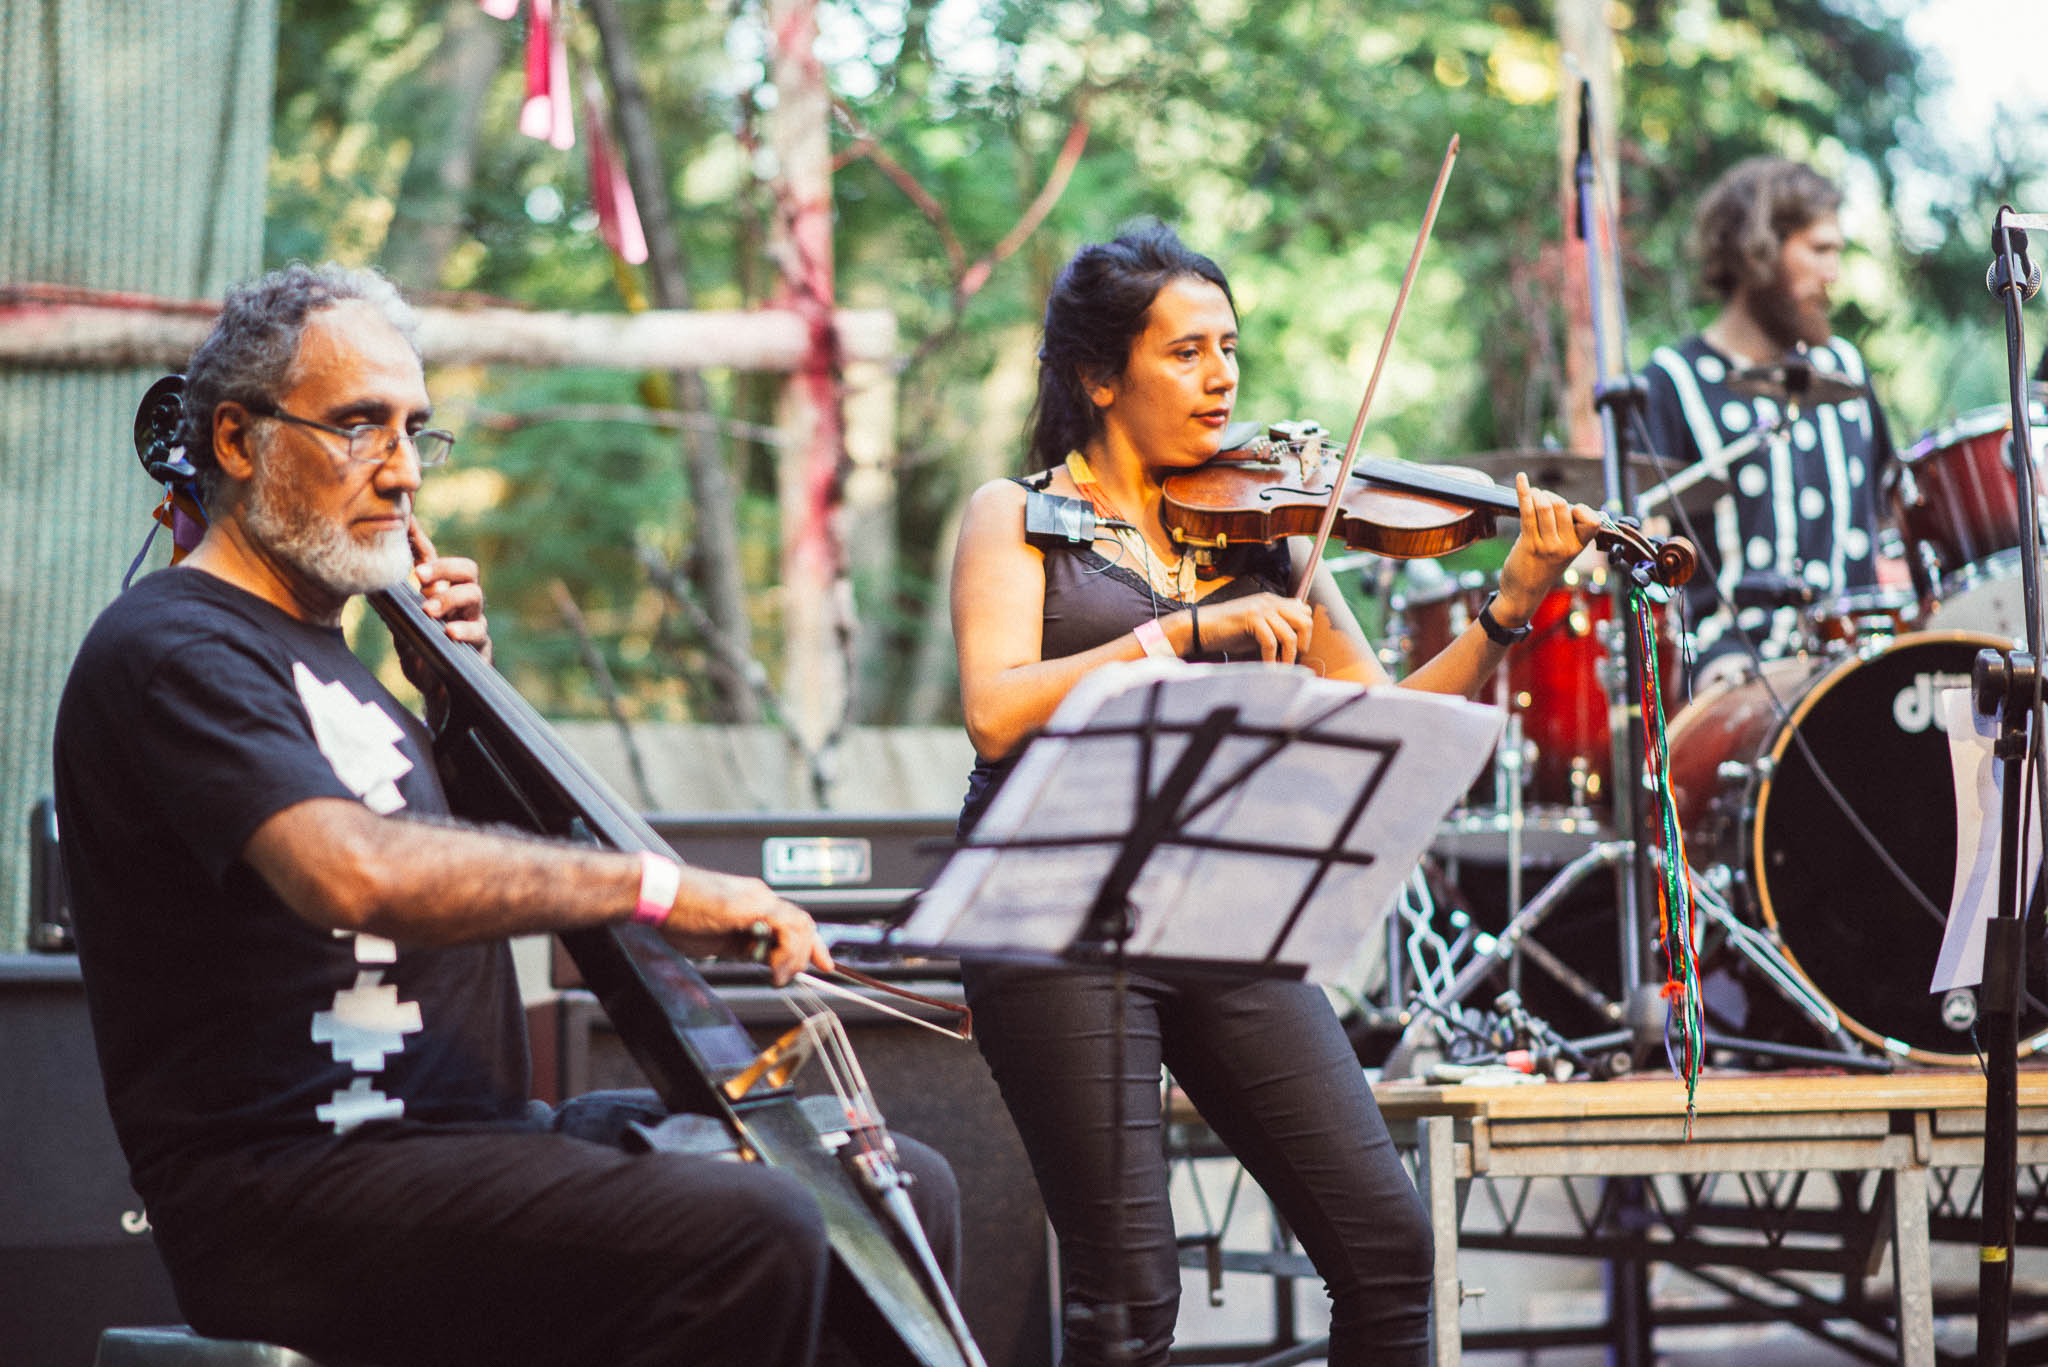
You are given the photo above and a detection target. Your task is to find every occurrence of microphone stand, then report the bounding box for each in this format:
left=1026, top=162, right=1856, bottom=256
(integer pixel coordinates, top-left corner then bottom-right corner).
left=1571, top=79, right=1662, bottom=1058
left=1973, top=206, right=2046, bottom=1367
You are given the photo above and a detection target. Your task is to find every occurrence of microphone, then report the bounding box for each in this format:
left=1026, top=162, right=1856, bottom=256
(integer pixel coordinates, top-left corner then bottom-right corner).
left=1988, top=224, right=2042, bottom=302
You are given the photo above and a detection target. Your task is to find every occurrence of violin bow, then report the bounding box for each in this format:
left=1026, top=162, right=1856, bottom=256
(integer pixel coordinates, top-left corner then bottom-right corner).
left=1293, top=134, right=1460, bottom=600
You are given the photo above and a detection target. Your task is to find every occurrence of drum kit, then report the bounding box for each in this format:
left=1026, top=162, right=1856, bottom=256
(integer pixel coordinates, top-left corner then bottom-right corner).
left=1362, top=386, right=2048, bottom=1077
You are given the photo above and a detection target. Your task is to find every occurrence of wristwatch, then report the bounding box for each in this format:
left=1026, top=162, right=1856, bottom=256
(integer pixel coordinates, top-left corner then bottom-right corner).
left=1477, top=593, right=1532, bottom=647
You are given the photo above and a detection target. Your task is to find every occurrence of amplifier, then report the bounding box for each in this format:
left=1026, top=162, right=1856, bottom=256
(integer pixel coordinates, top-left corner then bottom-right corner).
left=0, top=955, right=183, bottom=1361
left=553, top=811, right=958, bottom=989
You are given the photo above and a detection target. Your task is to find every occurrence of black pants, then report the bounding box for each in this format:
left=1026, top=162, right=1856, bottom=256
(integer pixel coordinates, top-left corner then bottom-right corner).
left=963, top=962, right=1432, bottom=1367
left=150, top=1091, right=959, bottom=1367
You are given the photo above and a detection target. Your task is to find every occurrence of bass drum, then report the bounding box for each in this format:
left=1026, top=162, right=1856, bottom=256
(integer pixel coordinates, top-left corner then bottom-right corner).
left=1666, top=631, right=2047, bottom=1065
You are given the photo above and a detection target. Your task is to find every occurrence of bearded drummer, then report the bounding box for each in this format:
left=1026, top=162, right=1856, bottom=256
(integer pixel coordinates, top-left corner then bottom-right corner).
left=1640, top=157, right=1905, bottom=682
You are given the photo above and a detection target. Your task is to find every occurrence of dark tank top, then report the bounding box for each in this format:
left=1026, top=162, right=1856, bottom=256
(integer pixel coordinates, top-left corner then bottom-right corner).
left=956, top=475, right=1293, bottom=834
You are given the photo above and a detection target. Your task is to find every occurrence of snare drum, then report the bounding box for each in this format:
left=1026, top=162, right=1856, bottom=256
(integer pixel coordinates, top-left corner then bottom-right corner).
left=1666, top=630, right=2045, bottom=1064
left=1805, top=586, right=1919, bottom=652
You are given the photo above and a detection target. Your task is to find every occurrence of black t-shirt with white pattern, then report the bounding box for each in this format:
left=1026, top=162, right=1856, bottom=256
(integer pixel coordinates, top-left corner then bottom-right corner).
left=53, top=568, right=530, bottom=1206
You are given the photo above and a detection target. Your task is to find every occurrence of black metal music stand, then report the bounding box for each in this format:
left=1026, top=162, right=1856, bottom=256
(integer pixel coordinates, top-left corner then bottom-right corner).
left=907, top=662, right=1502, bottom=979
left=900, top=660, right=1503, bottom=1358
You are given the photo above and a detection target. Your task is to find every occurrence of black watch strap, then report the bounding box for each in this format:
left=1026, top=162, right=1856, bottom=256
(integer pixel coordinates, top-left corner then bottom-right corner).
left=1477, top=593, right=1532, bottom=647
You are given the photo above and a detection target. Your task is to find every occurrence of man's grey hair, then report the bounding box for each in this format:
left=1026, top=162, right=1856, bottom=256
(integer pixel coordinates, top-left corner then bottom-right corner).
left=181, top=262, right=421, bottom=507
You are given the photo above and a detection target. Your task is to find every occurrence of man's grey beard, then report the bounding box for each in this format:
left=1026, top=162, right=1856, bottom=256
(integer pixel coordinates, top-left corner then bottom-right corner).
left=244, top=467, right=413, bottom=598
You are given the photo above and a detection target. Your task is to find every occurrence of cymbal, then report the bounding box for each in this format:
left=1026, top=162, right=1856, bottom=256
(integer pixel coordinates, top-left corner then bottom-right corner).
left=1724, top=359, right=1865, bottom=407
left=1448, top=450, right=1684, bottom=507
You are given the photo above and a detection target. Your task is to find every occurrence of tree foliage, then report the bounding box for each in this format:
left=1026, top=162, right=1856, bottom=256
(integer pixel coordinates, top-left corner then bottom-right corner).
left=268, top=0, right=2042, bottom=727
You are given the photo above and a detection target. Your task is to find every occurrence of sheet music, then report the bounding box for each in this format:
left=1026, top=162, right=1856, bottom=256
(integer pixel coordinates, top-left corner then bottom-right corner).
left=1932, top=687, right=2043, bottom=993
left=901, top=661, right=1503, bottom=983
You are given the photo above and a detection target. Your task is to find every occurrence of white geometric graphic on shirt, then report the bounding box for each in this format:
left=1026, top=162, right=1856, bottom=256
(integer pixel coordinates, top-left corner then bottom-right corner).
left=311, top=969, right=423, bottom=1070
left=328, top=928, right=397, bottom=963
left=317, top=1076, right=406, bottom=1134
left=293, top=662, right=412, bottom=815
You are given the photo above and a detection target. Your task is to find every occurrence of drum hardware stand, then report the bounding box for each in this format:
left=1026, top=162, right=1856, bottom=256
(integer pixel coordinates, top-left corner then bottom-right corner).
left=1973, top=206, right=2048, bottom=1367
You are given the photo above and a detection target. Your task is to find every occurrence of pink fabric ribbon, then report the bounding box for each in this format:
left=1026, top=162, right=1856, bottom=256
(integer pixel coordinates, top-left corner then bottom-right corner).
left=516, top=0, right=574, bottom=150
left=582, top=79, right=649, bottom=264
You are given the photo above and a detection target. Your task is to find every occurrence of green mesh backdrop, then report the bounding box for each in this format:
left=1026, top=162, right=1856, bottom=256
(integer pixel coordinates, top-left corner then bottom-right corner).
left=0, top=0, right=276, bottom=951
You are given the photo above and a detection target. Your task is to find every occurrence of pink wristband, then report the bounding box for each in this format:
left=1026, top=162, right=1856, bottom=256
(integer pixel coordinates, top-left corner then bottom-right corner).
left=1133, top=617, right=1176, bottom=660
left=634, top=851, right=682, bottom=927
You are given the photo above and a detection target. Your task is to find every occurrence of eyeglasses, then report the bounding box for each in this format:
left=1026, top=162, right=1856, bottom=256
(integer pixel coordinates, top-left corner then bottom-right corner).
left=242, top=399, right=455, bottom=468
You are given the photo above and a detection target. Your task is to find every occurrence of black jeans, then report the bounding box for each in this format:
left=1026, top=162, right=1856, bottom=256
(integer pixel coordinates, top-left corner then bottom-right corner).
left=963, top=962, right=1432, bottom=1367
left=150, top=1091, right=959, bottom=1367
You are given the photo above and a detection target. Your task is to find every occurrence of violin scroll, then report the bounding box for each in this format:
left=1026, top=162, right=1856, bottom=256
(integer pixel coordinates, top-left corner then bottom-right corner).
left=1595, top=516, right=1696, bottom=592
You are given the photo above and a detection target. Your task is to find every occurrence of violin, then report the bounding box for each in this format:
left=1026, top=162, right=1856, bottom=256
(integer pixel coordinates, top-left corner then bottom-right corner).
left=1155, top=136, right=1693, bottom=598
left=1160, top=421, right=1697, bottom=590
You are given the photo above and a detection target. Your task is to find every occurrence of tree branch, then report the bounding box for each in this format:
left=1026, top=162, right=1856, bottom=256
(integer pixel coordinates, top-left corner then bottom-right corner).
left=549, top=579, right=658, bottom=811
left=638, top=544, right=830, bottom=803
left=831, top=100, right=966, bottom=277
left=474, top=403, right=790, bottom=447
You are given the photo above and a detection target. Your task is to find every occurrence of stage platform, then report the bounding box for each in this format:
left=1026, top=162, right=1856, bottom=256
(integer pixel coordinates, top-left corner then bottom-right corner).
left=1168, top=1068, right=2048, bottom=1366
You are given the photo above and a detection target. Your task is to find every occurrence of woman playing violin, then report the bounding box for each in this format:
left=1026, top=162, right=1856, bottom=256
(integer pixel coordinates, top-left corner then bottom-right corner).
left=949, top=222, right=1602, bottom=1366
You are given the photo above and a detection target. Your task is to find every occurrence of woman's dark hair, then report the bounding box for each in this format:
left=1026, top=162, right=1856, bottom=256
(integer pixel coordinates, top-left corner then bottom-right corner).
left=1026, top=221, right=1234, bottom=468
left=1690, top=157, right=1842, bottom=302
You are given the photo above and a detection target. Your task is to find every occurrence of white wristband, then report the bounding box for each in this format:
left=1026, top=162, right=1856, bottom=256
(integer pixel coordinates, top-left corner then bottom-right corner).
left=1133, top=617, right=1176, bottom=660
left=634, top=851, right=682, bottom=927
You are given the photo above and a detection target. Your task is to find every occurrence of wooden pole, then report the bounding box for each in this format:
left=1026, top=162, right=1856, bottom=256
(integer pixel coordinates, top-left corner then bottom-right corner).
left=1555, top=0, right=1622, bottom=454
left=766, top=0, right=848, bottom=765
left=0, top=288, right=895, bottom=372
left=585, top=0, right=759, bottom=721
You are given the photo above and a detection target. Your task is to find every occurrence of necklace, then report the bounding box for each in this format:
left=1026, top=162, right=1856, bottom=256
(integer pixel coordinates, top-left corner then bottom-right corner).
left=1064, top=451, right=1198, bottom=601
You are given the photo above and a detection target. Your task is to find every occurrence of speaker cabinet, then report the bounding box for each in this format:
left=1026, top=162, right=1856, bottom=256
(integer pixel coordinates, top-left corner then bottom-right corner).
left=560, top=981, right=1057, bottom=1367
left=0, top=955, right=182, bottom=1364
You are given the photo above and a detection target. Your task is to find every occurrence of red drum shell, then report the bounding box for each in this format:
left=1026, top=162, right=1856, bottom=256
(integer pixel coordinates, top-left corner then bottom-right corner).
left=1887, top=405, right=2047, bottom=582
left=1394, top=569, right=1680, bottom=811
left=1506, top=570, right=1683, bottom=810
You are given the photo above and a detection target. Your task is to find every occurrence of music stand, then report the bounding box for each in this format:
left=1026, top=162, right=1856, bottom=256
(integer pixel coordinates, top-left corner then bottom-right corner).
left=900, top=661, right=1502, bottom=1361
left=903, top=660, right=1504, bottom=979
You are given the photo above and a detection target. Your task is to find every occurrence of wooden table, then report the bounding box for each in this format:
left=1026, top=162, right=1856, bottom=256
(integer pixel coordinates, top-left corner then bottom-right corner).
left=1371, top=1069, right=2048, bottom=1366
